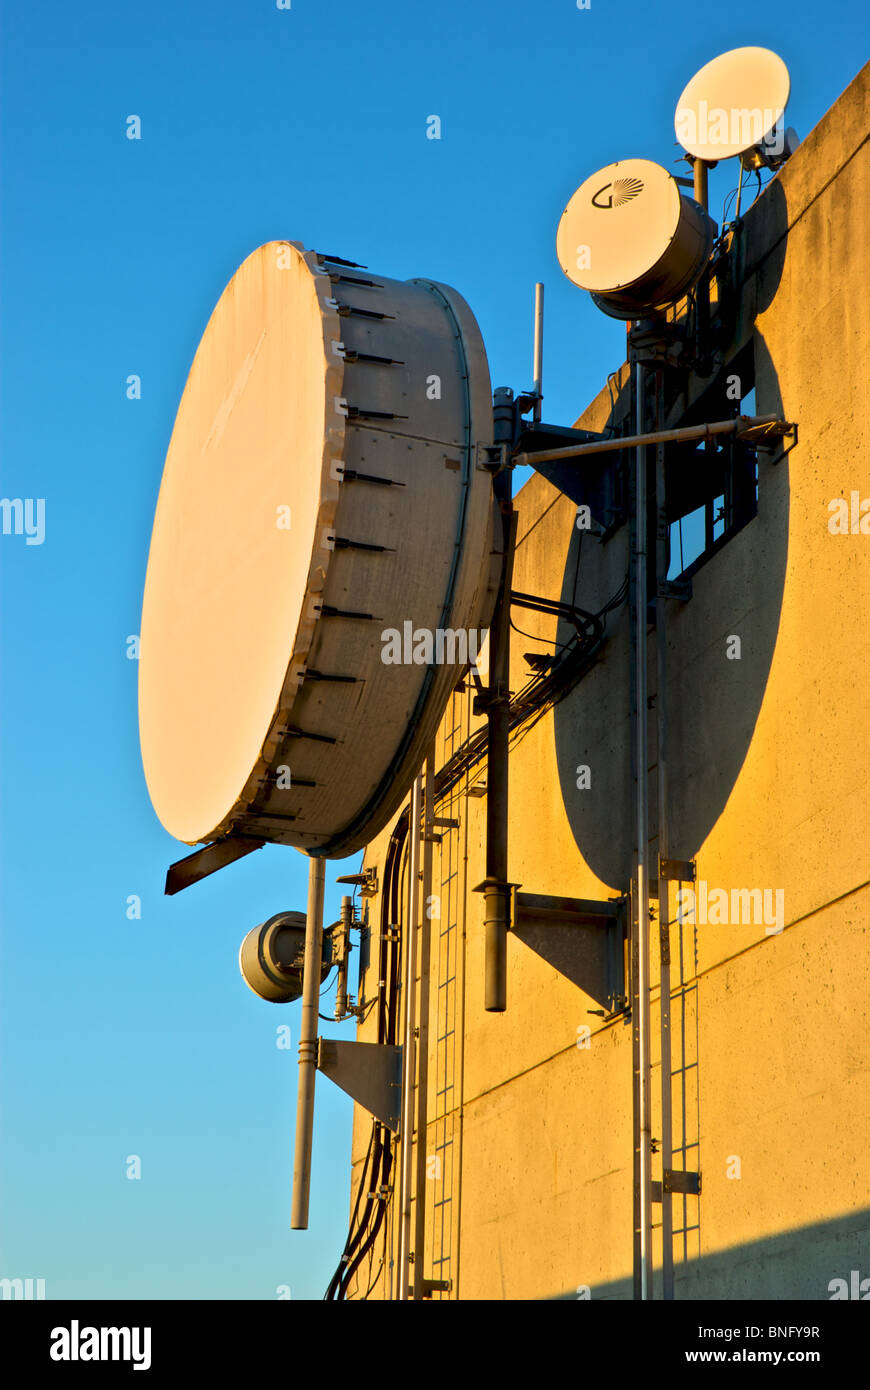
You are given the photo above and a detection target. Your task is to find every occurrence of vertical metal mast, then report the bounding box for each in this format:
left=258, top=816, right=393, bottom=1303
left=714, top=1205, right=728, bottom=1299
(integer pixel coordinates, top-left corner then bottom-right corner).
left=482, top=392, right=517, bottom=1014
left=334, top=895, right=352, bottom=1021
left=654, top=369, right=675, bottom=1300
left=532, top=282, right=544, bottom=423
left=692, top=159, right=711, bottom=374
left=291, top=854, right=326, bottom=1229
left=398, top=774, right=423, bottom=1298
left=412, top=751, right=436, bottom=1299
left=632, top=357, right=653, bottom=1299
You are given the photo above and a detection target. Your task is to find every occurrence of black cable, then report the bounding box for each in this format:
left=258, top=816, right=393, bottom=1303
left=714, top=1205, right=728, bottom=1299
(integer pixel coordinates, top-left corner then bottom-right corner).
left=324, top=1125, right=376, bottom=1300
left=723, top=163, right=757, bottom=228
left=324, top=1122, right=385, bottom=1300
left=337, top=1138, right=394, bottom=1300
left=437, top=570, right=628, bottom=784
left=324, top=813, right=407, bottom=1300
left=324, top=831, right=400, bottom=1298
left=721, top=180, right=740, bottom=226
left=509, top=614, right=573, bottom=652
left=324, top=565, right=630, bottom=1300
left=338, top=818, right=406, bottom=1298
left=318, top=966, right=337, bottom=997
left=570, top=525, right=583, bottom=603
left=512, top=525, right=587, bottom=653
left=358, top=1251, right=385, bottom=1299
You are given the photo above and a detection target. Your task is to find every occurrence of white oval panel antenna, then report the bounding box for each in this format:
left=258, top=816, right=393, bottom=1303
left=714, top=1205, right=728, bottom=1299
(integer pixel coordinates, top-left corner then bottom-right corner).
left=675, top=46, right=791, bottom=161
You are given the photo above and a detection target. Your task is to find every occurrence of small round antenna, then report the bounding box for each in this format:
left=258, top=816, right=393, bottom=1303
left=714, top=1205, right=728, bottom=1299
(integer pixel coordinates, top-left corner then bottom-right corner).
left=675, top=46, right=791, bottom=163
left=556, top=158, right=716, bottom=319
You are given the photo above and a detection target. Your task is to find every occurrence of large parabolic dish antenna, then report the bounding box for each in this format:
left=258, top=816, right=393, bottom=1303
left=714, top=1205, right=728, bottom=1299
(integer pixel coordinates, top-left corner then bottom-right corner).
left=139, top=242, right=499, bottom=858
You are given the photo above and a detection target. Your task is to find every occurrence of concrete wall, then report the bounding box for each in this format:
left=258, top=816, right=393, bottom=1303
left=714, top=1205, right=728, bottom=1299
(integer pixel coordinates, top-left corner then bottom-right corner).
left=344, top=61, right=870, bottom=1300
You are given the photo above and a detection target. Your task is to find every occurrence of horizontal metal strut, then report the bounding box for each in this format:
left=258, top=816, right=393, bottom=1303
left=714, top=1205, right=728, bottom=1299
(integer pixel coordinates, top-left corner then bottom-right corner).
left=513, top=414, right=792, bottom=468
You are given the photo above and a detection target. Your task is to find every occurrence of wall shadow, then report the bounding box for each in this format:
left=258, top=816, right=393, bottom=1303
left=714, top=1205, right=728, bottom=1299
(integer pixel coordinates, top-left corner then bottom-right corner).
left=547, top=1205, right=870, bottom=1300
left=511, top=917, right=617, bottom=1007
left=552, top=180, right=792, bottom=891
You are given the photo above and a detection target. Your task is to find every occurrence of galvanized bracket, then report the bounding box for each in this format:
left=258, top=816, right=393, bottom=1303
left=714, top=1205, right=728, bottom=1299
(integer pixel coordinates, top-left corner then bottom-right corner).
left=473, top=878, right=522, bottom=938
left=422, top=817, right=460, bottom=845
left=650, top=857, right=696, bottom=896
left=316, top=1039, right=402, bottom=1132
left=759, top=422, right=799, bottom=467
left=652, top=1169, right=702, bottom=1201
left=512, top=891, right=621, bottom=927
left=164, top=835, right=264, bottom=896
left=736, top=418, right=796, bottom=448
left=335, top=867, right=379, bottom=897
left=658, top=578, right=692, bottom=602
left=477, top=441, right=510, bottom=473
left=513, top=892, right=628, bottom=1017
left=422, top=1278, right=452, bottom=1297
left=658, top=857, right=696, bottom=882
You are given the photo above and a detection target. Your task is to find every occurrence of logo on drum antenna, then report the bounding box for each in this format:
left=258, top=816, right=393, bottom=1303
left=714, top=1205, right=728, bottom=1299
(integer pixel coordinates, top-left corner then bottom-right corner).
left=591, top=177, right=644, bottom=209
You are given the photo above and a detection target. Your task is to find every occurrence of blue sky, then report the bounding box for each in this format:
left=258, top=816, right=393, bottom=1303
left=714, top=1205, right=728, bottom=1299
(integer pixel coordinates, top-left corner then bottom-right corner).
left=0, top=0, right=862, bottom=1300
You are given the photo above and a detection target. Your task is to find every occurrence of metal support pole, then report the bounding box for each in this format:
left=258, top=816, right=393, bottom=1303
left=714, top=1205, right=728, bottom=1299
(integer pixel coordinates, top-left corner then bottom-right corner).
left=334, top=895, right=352, bottom=1021
left=483, top=397, right=517, bottom=1013
left=692, top=158, right=709, bottom=210
left=397, top=774, right=422, bottom=1299
left=483, top=507, right=517, bottom=1013
left=513, top=415, right=780, bottom=468
left=412, top=750, right=436, bottom=1300
left=484, top=694, right=510, bottom=1013
left=692, top=158, right=711, bottom=373
left=532, top=282, right=544, bottom=423
left=654, top=373, right=675, bottom=1301
left=632, top=358, right=653, bottom=1299
left=291, top=854, right=326, bottom=1230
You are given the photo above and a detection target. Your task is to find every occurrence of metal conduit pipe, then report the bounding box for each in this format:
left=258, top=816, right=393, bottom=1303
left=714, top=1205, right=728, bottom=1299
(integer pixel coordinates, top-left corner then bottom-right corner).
left=481, top=393, right=517, bottom=1014
left=693, top=157, right=712, bottom=372
left=334, top=895, right=352, bottom=1021
left=397, top=774, right=423, bottom=1299
left=484, top=687, right=511, bottom=1014
left=532, top=282, right=544, bottom=423
left=654, top=371, right=676, bottom=1301
left=291, top=855, right=326, bottom=1230
left=483, top=507, right=517, bottom=1014
left=513, top=414, right=780, bottom=468
left=633, top=360, right=654, bottom=1300
left=412, top=751, right=436, bottom=1300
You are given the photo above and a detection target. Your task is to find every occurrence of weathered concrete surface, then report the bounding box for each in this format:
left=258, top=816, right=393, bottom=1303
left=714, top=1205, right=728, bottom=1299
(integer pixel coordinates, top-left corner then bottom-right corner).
left=345, top=61, right=870, bottom=1301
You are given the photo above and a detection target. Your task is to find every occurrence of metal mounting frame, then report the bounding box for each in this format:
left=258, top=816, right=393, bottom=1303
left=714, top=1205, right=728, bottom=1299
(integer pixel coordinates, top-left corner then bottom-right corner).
left=652, top=1169, right=702, bottom=1201
left=511, top=891, right=629, bottom=1019
left=316, top=1038, right=403, bottom=1132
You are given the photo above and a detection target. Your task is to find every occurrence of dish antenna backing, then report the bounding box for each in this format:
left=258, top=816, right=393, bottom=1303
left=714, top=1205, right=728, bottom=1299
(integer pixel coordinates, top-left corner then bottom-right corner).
left=556, top=158, right=716, bottom=319
left=675, top=46, right=793, bottom=166
left=139, top=241, right=499, bottom=859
